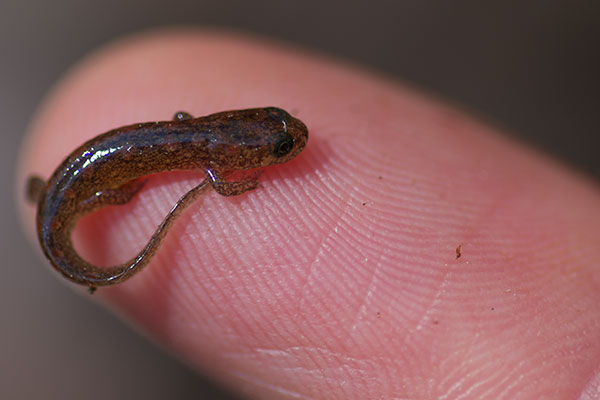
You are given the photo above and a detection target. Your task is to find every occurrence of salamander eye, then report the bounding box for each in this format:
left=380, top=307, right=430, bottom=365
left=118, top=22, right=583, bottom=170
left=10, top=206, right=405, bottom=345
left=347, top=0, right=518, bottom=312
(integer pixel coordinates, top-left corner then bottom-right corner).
left=272, top=133, right=294, bottom=157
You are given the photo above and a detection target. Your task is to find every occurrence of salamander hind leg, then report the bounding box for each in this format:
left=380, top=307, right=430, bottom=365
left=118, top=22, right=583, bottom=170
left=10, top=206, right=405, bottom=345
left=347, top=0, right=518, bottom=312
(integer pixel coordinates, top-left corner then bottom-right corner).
left=208, top=169, right=262, bottom=197
left=79, top=178, right=147, bottom=210
left=25, top=175, right=46, bottom=204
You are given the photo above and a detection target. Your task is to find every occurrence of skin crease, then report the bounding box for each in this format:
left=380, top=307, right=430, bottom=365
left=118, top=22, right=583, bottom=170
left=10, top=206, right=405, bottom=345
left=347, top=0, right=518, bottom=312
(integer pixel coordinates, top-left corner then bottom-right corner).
left=18, top=30, right=600, bottom=399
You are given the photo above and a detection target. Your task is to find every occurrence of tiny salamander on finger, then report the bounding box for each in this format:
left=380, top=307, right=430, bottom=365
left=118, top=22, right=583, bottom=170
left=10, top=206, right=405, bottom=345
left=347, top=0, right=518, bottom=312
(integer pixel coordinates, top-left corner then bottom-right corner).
left=26, top=107, right=308, bottom=292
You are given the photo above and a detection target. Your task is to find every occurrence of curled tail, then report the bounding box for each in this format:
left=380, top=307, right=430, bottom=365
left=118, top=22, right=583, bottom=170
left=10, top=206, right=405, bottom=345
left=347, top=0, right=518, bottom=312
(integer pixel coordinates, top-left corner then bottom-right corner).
left=111, top=178, right=211, bottom=284
left=44, top=178, right=211, bottom=291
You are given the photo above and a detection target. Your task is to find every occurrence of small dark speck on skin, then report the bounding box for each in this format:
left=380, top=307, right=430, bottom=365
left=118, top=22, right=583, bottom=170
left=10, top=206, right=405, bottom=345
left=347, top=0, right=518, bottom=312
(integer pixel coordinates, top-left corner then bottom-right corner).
left=378, top=176, right=382, bottom=180
left=456, top=244, right=462, bottom=259
left=376, top=312, right=381, bottom=318
left=432, top=320, right=439, bottom=325
left=362, top=202, right=367, bottom=206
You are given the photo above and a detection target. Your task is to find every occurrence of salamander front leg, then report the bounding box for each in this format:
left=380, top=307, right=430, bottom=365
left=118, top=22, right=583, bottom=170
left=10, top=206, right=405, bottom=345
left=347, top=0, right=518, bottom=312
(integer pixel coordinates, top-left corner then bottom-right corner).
left=206, top=169, right=262, bottom=197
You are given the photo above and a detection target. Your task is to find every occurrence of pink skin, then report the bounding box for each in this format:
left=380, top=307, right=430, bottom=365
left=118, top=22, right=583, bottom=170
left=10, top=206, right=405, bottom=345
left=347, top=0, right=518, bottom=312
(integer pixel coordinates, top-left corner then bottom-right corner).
left=18, top=30, right=600, bottom=399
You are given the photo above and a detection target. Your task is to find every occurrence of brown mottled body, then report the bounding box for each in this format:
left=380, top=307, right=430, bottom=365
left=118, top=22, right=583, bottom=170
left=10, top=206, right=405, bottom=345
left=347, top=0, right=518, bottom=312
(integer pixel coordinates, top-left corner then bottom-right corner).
left=26, top=107, right=308, bottom=291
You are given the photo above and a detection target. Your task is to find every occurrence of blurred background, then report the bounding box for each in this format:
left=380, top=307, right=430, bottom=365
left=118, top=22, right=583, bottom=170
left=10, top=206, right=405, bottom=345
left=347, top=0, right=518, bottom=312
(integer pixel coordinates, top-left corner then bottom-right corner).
left=2, top=1, right=599, bottom=399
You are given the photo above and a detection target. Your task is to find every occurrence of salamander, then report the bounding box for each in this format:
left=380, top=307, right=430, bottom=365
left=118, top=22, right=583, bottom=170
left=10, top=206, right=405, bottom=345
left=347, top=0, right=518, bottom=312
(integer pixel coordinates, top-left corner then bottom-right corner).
left=26, top=107, right=308, bottom=292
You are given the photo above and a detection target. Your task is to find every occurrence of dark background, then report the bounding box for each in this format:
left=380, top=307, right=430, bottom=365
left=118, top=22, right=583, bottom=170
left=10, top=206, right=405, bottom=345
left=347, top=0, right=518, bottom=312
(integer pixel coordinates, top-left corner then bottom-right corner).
left=2, top=1, right=599, bottom=399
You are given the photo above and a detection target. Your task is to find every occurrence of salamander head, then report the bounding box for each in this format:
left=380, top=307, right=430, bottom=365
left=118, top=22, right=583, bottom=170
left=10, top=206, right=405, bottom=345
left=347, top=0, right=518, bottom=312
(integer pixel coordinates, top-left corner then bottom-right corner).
left=206, top=107, right=309, bottom=170
left=261, top=107, right=308, bottom=164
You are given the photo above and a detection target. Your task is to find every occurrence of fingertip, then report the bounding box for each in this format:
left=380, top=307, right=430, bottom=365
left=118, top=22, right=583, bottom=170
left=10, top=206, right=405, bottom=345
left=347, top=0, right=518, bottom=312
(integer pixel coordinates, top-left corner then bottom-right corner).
left=17, top=28, right=600, bottom=398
